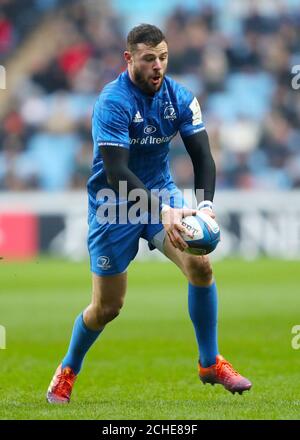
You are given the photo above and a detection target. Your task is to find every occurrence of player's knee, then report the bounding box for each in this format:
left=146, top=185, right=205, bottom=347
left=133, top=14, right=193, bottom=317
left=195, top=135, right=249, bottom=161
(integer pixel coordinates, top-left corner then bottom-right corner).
left=96, top=302, right=123, bottom=326
left=184, top=256, right=213, bottom=286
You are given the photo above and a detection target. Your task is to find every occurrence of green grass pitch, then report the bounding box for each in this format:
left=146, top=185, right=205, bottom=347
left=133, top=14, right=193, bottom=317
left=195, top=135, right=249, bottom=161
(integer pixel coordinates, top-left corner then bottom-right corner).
left=0, top=257, right=300, bottom=420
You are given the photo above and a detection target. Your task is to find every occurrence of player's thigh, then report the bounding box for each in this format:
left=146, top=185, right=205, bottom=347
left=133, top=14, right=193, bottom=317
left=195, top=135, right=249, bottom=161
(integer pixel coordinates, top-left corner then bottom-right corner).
left=92, top=271, right=127, bottom=309
left=88, top=210, right=142, bottom=276
left=87, top=212, right=142, bottom=308
left=155, top=184, right=213, bottom=285
left=163, top=233, right=213, bottom=286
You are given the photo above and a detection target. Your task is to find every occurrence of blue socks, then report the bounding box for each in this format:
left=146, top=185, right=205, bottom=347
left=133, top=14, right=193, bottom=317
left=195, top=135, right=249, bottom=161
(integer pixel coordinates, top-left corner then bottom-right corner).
left=61, top=284, right=218, bottom=374
left=62, top=313, right=103, bottom=374
left=188, top=281, right=219, bottom=368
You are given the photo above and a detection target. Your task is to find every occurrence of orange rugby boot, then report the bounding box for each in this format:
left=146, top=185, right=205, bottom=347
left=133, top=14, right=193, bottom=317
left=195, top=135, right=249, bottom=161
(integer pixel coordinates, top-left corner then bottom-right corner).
left=198, top=355, right=252, bottom=395
left=46, top=364, right=77, bottom=403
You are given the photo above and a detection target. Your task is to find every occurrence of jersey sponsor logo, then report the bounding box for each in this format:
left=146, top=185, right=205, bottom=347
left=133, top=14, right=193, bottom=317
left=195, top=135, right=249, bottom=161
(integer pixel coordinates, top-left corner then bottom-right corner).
left=144, top=125, right=157, bottom=134
left=164, top=104, right=177, bottom=120
left=189, top=97, right=202, bottom=126
left=130, top=132, right=176, bottom=145
left=133, top=110, right=144, bottom=123
left=97, top=256, right=112, bottom=270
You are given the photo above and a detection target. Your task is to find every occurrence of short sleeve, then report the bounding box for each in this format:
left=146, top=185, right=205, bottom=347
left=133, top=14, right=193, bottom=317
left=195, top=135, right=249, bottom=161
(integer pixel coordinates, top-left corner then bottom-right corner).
left=92, top=97, right=131, bottom=149
left=178, top=91, right=206, bottom=138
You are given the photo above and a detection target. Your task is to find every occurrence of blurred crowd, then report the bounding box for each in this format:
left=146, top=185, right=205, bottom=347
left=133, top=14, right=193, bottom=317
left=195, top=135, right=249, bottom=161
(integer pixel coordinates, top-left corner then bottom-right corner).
left=0, top=0, right=300, bottom=191
left=0, top=0, right=63, bottom=56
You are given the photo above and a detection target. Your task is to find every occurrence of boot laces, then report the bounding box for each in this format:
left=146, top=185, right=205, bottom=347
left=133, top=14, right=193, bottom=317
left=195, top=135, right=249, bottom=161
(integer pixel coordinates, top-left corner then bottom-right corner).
left=54, top=369, right=75, bottom=397
left=216, top=358, right=239, bottom=378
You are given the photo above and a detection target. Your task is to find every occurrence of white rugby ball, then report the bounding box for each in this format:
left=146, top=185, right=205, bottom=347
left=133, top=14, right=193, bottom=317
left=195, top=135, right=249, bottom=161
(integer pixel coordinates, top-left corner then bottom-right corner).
left=180, top=212, right=220, bottom=255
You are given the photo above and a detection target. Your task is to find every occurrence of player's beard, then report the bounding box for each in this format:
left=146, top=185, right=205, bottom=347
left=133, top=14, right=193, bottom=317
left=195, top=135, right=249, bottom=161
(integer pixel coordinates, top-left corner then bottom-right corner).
left=133, top=66, right=164, bottom=95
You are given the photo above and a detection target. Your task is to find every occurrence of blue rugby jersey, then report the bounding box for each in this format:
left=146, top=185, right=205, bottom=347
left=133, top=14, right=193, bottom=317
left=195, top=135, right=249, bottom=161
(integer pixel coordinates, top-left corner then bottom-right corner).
left=88, top=70, right=205, bottom=210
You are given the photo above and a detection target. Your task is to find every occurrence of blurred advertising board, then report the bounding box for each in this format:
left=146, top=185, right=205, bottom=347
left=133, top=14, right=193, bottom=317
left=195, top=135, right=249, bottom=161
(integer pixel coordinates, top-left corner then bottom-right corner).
left=0, top=191, right=299, bottom=260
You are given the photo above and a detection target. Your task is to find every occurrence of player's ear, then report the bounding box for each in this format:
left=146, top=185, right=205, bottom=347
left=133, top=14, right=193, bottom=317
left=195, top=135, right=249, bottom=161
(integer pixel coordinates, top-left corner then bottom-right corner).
left=124, top=51, right=133, bottom=64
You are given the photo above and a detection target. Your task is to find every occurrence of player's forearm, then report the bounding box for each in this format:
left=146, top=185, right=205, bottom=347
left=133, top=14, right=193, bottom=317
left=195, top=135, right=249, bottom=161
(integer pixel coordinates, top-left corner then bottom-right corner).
left=193, top=154, right=216, bottom=202
left=101, top=146, right=160, bottom=213
left=183, top=130, right=216, bottom=203
left=106, top=165, right=160, bottom=213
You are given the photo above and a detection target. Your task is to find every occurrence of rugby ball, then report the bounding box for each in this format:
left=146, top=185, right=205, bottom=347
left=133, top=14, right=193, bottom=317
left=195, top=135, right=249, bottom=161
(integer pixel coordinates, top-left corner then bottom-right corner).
left=180, top=212, right=220, bottom=255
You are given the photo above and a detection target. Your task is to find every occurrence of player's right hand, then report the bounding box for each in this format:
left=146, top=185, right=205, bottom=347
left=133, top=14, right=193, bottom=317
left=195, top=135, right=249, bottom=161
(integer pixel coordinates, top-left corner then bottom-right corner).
left=160, top=205, right=197, bottom=251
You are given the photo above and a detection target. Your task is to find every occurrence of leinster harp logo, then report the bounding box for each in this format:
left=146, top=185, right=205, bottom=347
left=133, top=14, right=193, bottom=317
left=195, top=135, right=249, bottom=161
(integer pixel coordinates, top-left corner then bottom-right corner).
left=164, top=104, right=176, bottom=120
left=97, top=256, right=112, bottom=270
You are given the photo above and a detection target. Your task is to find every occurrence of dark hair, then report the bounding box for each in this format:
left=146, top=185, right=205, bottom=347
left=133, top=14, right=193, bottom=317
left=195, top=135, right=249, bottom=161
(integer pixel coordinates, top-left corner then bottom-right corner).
left=127, top=24, right=167, bottom=52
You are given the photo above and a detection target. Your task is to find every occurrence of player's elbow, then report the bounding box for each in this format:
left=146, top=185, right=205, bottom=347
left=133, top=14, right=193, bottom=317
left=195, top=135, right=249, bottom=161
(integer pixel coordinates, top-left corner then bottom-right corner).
left=106, top=167, right=125, bottom=190
left=106, top=165, right=130, bottom=190
left=106, top=172, right=119, bottom=190
left=207, top=153, right=216, bottom=170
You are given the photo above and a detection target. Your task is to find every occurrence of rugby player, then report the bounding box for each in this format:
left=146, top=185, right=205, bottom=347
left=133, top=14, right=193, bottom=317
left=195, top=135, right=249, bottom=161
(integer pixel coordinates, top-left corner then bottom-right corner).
left=47, top=24, right=251, bottom=403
